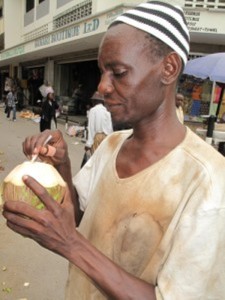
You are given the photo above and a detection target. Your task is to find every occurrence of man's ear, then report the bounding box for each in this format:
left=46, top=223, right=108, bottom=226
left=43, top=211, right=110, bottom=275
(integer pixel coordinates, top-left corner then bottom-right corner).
left=161, top=52, right=182, bottom=85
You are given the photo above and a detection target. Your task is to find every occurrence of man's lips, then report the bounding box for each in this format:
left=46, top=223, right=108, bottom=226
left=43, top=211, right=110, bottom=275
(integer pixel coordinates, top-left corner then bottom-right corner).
left=105, top=101, right=122, bottom=108
left=106, top=103, right=122, bottom=113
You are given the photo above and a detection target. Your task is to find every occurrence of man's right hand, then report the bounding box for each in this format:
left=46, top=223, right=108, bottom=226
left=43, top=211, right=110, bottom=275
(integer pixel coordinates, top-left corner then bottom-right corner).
left=22, top=129, right=69, bottom=167
left=22, top=129, right=83, bottom=225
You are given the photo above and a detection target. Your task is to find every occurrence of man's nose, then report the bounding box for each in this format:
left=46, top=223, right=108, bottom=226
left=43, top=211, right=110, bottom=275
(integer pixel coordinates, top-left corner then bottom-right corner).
left=98, top=73, right=114, bottom=96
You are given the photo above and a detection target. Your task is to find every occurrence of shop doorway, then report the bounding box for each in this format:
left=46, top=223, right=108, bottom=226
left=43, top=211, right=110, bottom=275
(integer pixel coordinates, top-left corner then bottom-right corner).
left=0, top=70, right=9, bottom=102
left=22, top=66, right=44, bottom=106
left=58, top=60, right=100, bottom=115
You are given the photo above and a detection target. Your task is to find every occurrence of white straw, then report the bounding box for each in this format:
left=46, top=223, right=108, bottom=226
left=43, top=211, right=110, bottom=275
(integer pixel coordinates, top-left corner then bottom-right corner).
left=31, top=135, right=53, bottom=163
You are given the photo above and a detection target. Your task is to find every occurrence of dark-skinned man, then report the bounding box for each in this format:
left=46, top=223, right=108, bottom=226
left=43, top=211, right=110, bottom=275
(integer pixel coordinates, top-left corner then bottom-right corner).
left=3, top=1, right=225, bottom=299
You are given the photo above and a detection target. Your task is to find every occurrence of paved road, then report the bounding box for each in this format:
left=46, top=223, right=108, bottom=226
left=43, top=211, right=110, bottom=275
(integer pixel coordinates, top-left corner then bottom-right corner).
left=0, top=106, right=85, bottom=300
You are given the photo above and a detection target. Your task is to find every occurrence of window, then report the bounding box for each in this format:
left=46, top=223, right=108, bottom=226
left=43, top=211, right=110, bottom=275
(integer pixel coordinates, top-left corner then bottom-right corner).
left=184, top=0, right=225, bottom=9
left=54, top=0, right=92, bottom=29
left=26, top=0, right=34, bottom=13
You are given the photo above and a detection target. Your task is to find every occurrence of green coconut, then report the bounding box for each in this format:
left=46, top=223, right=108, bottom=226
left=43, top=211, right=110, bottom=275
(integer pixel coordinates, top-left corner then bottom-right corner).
left=2, top=161, right=66, bottom=210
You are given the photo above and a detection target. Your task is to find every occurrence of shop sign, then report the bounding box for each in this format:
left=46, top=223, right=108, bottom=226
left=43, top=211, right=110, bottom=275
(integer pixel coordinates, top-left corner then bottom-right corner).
left=0, top=6, right=127, bottom=61
left=184, top=10, right=225, bottom=34
left=35, top=25, right=80, bottom=47
left=0, top=45, right=25, bottom=60
left=34, top=18, right=100, bottom=48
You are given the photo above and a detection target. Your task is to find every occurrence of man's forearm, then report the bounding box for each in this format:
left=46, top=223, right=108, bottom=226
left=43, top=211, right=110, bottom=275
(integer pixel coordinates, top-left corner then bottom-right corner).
left=66, top=231, right=156, bottom=300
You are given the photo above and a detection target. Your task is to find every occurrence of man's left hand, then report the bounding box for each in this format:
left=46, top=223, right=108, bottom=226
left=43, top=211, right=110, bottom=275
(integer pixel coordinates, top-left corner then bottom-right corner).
left=2, top=175, right=77, bottom=257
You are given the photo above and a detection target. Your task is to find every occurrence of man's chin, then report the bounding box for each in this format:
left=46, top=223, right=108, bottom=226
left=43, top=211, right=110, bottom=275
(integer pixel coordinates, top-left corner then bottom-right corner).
left=112, top=120, right=132, bottom=131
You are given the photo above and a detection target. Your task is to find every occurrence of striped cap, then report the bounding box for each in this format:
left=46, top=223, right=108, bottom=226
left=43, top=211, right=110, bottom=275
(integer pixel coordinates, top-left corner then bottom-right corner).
left=111, top=1, right=190, bottom=65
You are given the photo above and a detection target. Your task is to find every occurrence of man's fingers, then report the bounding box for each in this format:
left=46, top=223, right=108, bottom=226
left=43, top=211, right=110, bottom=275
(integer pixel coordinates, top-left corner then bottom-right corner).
left=39, top=145, right=56, bottom=157
left=22, top=175, right=61, bottom=213
left=3, top=166, right=71, bottom=228
left=2, top=200, right=52, bottom=233
left=3, top=200, right=40, bottom=220
left=22, top=130, right=61, bottom=157
left=3, top=209, right=43, bottom=235
left=22, top=130, right=68, bottom=165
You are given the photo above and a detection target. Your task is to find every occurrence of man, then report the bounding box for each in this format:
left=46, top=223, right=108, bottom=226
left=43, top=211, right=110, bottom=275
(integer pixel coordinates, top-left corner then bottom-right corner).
left=6, top=87, right=17, bottom=121
left=175, top=93, right=185, bottom=123
left=3, top=1, right=225, bottom=299
left=85, top=91, right=113, bottom=154
left=190, top=82, right=203, bottom=116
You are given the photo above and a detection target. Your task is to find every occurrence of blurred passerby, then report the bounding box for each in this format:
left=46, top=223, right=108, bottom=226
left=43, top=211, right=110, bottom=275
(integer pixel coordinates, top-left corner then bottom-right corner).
left=176, top=93, right=184, bottom=124
left=85, top=91, right=113, bottom=154
left=40, top=92, right=59, bottom=132
left=6, top=88, right=17, bottom=121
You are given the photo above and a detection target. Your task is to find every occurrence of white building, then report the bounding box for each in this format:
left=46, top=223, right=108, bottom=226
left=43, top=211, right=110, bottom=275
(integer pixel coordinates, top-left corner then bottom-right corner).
left=0, top=0, right=224, bottom=112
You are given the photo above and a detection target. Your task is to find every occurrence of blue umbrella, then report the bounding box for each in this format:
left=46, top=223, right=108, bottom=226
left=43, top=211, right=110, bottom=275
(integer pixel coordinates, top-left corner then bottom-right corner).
left=183, top=52, right=225, bottom=117
left=183, top=52, right=225, bottom=83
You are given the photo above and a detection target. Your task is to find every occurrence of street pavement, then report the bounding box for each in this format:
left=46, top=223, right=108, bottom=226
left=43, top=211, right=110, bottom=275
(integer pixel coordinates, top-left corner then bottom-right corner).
left=0, top=105, right=86, bottom=300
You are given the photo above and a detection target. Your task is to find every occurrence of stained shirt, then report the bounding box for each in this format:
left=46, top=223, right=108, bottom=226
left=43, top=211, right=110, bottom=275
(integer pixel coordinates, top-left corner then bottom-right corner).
left=66, top=127, right=225, bottom=300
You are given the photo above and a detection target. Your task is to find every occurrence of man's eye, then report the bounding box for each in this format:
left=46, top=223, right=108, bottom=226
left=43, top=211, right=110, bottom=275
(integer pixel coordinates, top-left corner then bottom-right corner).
left=113, top=70, right=127, bottom=78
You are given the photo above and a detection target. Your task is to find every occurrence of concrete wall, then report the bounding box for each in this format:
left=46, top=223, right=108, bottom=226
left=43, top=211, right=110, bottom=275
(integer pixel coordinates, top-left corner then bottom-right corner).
left=0, top=18, right=4, bottom=35
left=36, top=0, right=50, bottom=20
left=5, top=0, right=188, bottom=49
left=2, top=0, right=225, bottom=56
left=94, top=0, right=185, bottom=12
left=4, top=0, right=23, bottom=49
left=95, top=0, right=142, bottom=12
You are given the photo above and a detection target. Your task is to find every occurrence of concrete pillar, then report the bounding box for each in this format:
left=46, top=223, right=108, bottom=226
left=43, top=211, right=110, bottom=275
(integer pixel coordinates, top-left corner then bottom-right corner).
left=45, top=58, right=54, bottom=87
left=18, top=65, right=22, bottom=79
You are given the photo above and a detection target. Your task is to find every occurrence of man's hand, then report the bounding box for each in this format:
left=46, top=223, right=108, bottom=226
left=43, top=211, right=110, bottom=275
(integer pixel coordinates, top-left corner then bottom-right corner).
left=2, top=175, right=77, bottom=257
left=2, top=176, right=156, bottom=299
left=21, top=129, right=83, bottom=225
left=22, top=129, right=68, bottom=166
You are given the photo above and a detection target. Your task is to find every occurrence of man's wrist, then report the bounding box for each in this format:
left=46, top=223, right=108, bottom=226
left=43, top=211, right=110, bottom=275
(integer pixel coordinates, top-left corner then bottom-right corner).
left=56, top=157, right=71, bottom=172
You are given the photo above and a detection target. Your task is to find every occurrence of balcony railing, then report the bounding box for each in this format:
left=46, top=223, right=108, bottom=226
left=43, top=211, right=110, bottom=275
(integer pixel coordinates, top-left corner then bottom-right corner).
left=53, top=0, right=92, bottom=30
left=23, top=0, right=92, bottom=43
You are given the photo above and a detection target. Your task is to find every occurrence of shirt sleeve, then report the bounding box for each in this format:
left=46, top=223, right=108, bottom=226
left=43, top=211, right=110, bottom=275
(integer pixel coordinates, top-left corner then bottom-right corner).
left=73, top=130, right=131, bottom=211
left=73, top=136, right=111, bottom=211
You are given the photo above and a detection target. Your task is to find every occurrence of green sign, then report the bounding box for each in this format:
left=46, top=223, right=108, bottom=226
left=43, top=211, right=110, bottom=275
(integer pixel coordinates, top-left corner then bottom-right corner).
left=1, top=45, right=25, bottom=60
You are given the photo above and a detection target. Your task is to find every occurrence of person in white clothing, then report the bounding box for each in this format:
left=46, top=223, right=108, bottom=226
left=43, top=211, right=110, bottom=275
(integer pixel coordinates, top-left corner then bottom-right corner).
left=85, top=91, right=113, bottom=154
left=175, top=93, right=184, bottom=123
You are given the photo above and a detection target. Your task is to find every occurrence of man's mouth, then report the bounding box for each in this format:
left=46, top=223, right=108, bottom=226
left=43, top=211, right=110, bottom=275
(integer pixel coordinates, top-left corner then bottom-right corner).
left=106, top=102, right=122, bottom=111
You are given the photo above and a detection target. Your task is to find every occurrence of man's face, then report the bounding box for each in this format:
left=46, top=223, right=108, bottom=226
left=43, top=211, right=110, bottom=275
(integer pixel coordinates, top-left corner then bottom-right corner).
left=176, top=94, right=184, bottom=107
left=98, top=24, right=165, bottom=127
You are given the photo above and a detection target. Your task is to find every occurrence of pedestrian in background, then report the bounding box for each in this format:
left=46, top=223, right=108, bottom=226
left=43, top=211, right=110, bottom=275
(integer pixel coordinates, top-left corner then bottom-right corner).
left=40, top=92, right=59, bottom=132
left=6, top=87, right=17, bottom=121
left=176, top=93, right=185, bottom=123
left=190, top=82, right=203, bottom=116
left=85, top=91, right=113, bottom=154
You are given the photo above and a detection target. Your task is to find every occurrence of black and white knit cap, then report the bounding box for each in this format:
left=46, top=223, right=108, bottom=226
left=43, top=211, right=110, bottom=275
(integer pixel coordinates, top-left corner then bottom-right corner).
left=111, top=1, right=190, bottom=65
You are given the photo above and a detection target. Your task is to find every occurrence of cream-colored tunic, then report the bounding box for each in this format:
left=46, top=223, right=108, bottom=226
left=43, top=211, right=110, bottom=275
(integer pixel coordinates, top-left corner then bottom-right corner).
left=176, top=106, right=184, bottom=123
left=66, top=127, right=225, bottom=300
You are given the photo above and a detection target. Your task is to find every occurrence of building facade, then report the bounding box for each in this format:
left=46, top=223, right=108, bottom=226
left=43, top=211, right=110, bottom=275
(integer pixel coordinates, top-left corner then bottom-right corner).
left=0, top=0, right=224, bottom=115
